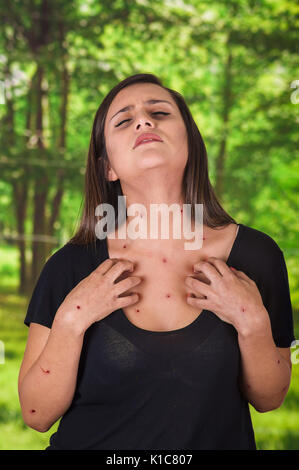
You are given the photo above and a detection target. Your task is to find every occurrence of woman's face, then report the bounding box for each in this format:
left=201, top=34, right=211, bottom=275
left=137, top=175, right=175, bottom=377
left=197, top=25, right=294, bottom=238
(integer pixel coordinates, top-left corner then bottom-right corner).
left=103, top=83, right=188, bottom=183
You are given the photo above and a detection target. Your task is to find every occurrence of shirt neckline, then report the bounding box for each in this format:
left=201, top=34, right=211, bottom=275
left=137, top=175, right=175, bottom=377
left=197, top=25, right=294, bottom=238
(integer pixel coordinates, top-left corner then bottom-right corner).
left=103, top=223, right=243, bottom=335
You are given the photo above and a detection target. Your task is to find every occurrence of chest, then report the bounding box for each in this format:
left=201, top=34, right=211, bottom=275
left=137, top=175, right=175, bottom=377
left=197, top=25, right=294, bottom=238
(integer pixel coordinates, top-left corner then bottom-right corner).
left=106, top=224, right=238, bottom=332
left=75, top=314, right=241, bottom=405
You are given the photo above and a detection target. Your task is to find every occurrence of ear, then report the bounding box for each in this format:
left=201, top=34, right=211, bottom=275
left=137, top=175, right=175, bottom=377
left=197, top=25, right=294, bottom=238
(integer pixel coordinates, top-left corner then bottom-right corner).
left=107, top=165, right=119, bottom=182
left=98, top=157, right=119, bottom=182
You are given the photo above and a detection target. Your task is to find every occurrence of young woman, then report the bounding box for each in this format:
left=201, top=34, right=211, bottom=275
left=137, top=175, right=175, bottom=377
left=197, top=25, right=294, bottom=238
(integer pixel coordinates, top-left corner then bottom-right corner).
left=18, top=73, right=295, bottom=450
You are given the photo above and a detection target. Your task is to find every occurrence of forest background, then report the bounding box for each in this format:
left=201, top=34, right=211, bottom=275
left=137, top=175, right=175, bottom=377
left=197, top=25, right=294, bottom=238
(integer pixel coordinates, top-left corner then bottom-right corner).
left=0, top=0, right=298, bottom=450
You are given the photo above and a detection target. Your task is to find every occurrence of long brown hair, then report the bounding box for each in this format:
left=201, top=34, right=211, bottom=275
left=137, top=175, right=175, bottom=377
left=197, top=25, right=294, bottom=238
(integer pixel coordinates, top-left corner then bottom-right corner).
left=67, top=73, right=236, bottom=248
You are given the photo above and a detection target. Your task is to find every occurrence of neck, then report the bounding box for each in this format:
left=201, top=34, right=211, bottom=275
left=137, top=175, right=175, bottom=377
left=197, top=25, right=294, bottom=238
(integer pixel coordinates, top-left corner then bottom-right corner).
left=107, top=197, right=204, bottom=252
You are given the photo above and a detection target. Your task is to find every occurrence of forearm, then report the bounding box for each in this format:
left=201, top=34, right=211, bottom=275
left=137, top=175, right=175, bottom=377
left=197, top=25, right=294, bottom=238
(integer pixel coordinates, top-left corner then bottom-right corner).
left=19, top=312, right=85, bottom=432
left=237, top=307, right=291, bottom=412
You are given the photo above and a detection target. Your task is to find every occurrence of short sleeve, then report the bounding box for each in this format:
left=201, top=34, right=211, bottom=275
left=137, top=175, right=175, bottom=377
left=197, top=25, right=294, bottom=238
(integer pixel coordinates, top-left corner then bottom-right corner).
left=24, top=246, right=74, bottom=329
left=257, top=248, right=296, bottom=348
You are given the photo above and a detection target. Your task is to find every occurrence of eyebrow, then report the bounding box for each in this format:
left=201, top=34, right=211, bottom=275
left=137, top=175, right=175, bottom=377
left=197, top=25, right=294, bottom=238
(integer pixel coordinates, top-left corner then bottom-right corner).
left=109, top=99, right=173, bottom=122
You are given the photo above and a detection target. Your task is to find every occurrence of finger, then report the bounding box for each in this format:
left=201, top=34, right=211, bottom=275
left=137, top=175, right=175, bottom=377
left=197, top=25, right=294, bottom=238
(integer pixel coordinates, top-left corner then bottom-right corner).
left=186, top=295, right=209, bottom=309
left=106, top=260, right=135, bottom=282
left=231, top=268, right=252, bottom=283
left=95, top=258, right=115, bottom=275
left=115, top=292, right=139, bottom=308
left=114, top=276, right=142, bottom=296
left=229, top=266, right=241, bottom=277
left=205, top=257, right=231, bottom=277
left=187, top=291, right=206, bottom=300
left=193, top=260, right=221, bottom=283
left=185, top=276, right=210, bottom=297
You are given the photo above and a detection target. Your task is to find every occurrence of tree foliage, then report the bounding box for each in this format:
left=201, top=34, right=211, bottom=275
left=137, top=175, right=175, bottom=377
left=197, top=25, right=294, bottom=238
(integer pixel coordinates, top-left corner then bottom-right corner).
left=0, top=0, right=298, bottom=303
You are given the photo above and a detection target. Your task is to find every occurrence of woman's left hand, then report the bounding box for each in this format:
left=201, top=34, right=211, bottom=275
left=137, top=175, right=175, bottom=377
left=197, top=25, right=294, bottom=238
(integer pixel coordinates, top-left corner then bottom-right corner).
left=185, top=257, right=267, bottom=331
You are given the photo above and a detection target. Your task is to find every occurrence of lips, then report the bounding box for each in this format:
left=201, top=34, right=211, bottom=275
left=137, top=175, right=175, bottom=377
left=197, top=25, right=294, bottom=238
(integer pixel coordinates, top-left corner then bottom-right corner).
left=134, top=132, right=163, bottom=149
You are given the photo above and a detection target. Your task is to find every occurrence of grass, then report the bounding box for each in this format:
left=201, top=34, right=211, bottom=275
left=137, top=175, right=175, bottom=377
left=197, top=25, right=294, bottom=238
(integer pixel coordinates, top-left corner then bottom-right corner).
left=0, top=244, right=298, bottom=450
left=0, top=288, right=60, bottom=450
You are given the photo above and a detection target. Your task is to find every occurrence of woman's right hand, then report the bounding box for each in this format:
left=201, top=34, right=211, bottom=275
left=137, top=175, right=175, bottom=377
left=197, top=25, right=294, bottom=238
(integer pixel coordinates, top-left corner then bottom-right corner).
left=55, top=258, right=141, bottom=333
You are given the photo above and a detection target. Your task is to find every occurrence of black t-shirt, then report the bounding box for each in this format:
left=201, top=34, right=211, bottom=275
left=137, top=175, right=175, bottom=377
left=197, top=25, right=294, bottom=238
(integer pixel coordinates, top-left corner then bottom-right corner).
left=24, top=223, right=295, bottom=450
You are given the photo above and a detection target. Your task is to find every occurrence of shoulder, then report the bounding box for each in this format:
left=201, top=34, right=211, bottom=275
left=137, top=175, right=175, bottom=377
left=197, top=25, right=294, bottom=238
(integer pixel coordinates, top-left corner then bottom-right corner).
left=42, top=239, right=105, bottom=280
left=238, top=223, right=283, bottom=259
left=42, top=242, right=79, bottom=273
left=236, top=224, right=286, bottom=280
left=237, top=226, right=295, bottom=349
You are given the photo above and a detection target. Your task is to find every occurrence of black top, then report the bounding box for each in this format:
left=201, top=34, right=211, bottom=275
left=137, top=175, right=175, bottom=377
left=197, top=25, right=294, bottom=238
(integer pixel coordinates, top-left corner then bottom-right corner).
left=24, top=223, right=295, bottom=450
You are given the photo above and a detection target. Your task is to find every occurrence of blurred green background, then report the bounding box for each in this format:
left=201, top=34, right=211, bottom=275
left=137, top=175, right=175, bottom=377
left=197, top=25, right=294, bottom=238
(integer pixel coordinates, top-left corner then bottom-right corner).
left=0, top=0, right=298, bottom=450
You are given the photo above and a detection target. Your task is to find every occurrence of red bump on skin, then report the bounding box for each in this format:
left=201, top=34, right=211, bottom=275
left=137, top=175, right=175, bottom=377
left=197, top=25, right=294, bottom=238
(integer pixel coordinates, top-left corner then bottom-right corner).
left=76, top=305, right=80, bottom=309
left=30, top=409, right=36, bottom=413
left=278, top=360, right=280, bottom=364
left=241, top=307, right=246, bottom=312
left=162, top=258, right=167, bottom=263
left=203, top=237, right=205, bottom=240
left=136, top=309, right=140, bottom=312
left=123, top=244, right=126, bottom=248
left=166, top=294, right=171, bottom=298
left=40, top=366, right=50, bottom=374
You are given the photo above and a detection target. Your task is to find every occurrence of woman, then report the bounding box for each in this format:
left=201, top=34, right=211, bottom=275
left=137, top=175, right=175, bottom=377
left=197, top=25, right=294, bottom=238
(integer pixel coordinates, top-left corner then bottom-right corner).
left=18, top=73, right=295, bottom=450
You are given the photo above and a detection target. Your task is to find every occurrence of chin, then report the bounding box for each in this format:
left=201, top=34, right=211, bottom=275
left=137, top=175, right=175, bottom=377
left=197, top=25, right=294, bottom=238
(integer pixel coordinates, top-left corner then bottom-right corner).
left=138, top=156, right=165, bottom=165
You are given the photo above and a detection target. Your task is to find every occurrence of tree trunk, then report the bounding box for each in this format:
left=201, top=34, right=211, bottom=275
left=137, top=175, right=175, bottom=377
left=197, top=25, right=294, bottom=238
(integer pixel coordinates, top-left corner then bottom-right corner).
left=12, top=181, right=29, bottom=294
left=15, top=70, right=38, bottom=294
left=30, top=64, right=50, bottom=289
left=45, top=28, right=70, bottom=256
left=2, top=57, right=31, bottom=294
left=214, top=40, right=233, bottom=201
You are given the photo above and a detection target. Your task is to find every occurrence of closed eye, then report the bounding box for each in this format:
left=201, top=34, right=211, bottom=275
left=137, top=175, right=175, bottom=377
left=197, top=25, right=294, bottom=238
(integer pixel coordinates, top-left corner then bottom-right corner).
left=115, top=111, right=170, bottom=128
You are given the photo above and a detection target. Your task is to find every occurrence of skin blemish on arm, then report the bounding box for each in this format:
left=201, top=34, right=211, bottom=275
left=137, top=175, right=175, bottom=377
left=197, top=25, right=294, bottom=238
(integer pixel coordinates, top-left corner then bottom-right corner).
left=241, top=307, right=246, bottom=312
left=123, top=244, right=126, bottom=248
left=76, top=305, right=81, bottom=309
left=30, top=409, right=36, bottom=413
left=136, top=309, right=140, bottom=312
left=40, top=366, right=50, bottom=374
left=278, top=359, right=280, bottom=364
left=166, top=294, right=171, bottom=298
left=162, top=258, right=167, bottom=263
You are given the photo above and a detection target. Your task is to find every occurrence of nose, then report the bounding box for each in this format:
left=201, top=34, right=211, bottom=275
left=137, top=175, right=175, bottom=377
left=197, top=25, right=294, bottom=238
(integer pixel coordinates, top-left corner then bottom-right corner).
left=135, top=114, right=155, bottom=130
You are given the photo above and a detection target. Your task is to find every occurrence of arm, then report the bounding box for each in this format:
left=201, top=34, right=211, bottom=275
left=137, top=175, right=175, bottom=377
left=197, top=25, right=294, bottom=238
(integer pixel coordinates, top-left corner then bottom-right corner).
left=19, top=258, right=141, bottom=432
left=18, top=314, right=85, bottom=433
left=237, top=309, right=292, bottom=412
left=185, top=256, right=293, bottom=413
